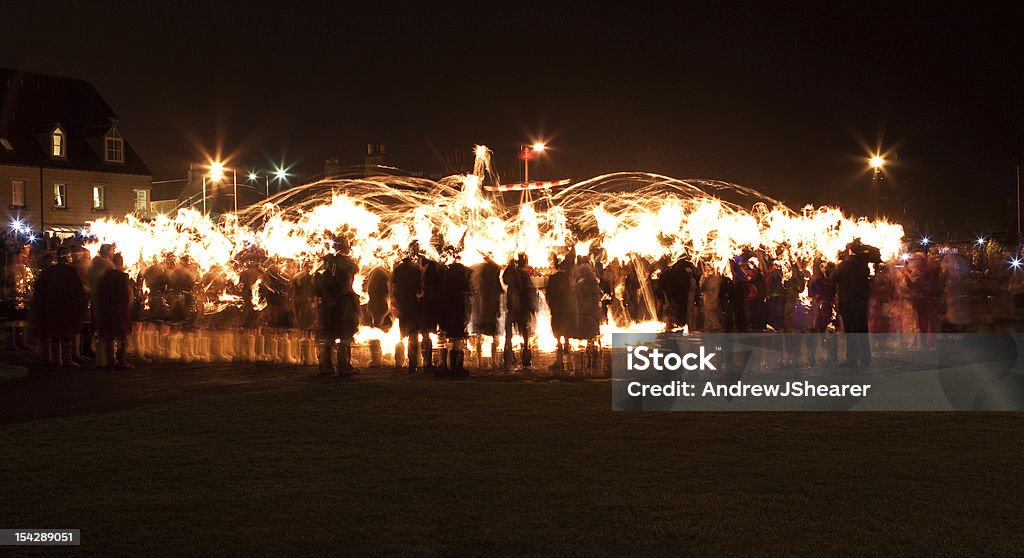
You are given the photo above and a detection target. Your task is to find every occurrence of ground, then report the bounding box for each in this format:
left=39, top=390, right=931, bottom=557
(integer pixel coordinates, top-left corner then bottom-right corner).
left=1, top=351, right=1022, bottom=556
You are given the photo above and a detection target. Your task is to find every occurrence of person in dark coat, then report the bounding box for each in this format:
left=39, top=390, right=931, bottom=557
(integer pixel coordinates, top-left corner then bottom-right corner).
left=574, top=261, right=605, bottom=370
left=502, top=253, right=538, bottom=371
left=470, top=257, right=502, bottom=367
left=362, top=266, right=391, bottom=329
left=724, top=256, right=748, bottom=332
left=470, top=259, right=502, bottom=336
left=361, top=266, right=391, bottom=367
left=743, top=257, right=767, bottom=331
left=97, top=253, right=135, bottom=369
left=765, top=257, right=786, bottom=332
left=31, top=247, right=88, bottom=367
left=623, top=263, right=644, bottom=323
left=314, top=238, right=360, bottom=374
left=808, top=260, right=839, bottom=364
left=391, top=242, right=424, bottom=373
left=657, top=257, right=692, bottom=332
left=419, top=252, right=446, bottom=371
left=545, top=255, right=577, bottom=372
left=439, top=248, right=472, bottom=376
left=833, top=239, right=881, bottom=366
left=87, top=244, right=114, bottom=357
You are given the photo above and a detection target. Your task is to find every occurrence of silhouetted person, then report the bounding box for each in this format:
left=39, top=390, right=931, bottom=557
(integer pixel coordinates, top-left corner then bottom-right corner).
left=32, top=247, right=87, bottom=367
left=546, top=255, right=577, bottom=372
left=314, top=238, right=360, bottom=374
left=502, top=253, right=537, bottom=371
left=834, top=239, right=881, bottom=366
left=470, top=257, right=502, bottom=367
left=575, top=261, right=604, bottom=370
left=419, top=251, right=446, bottom=371
left=361, top=265, right=391, bottom=367
left=391, top=243, right=424, bottom=373
left=440, top=248, right=472, bottom=376
left=87, top=244, right=115, bottom=359
left=701, top=265, right=726, bottom=332
left=724, top=256, right=748, bottom=332
left=809, top=261, right=839, bottom=364
left=623, top=263, right=645, bottom=322
left=97, top=253, right=135, bottom=369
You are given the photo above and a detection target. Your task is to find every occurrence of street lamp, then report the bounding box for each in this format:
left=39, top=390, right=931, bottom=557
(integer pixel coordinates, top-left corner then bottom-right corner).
left=869, top=154, right=885, bottom=219
left=246, top=166, right=291, bottom=198
left=202, top=160, right=238, bottom=214
left=521, top=142, right=546, bottom=183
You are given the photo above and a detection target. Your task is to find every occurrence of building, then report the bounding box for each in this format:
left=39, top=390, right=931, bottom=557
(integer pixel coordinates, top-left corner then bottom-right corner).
left=364, top=143, right=387, bottom=174
left=0, top=68, right=152, bottom=235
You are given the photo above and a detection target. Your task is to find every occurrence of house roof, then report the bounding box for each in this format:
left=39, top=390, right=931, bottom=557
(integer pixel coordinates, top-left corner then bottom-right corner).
left=0, top=68, right=151, bottom=176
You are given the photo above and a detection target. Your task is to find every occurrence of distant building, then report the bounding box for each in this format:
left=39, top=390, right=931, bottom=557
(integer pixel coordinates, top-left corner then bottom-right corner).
left=364, top=143, right=387, bottom=174
left=324, top=157, right=343, bottom=179
left=0, top=68, right=152, bottom=235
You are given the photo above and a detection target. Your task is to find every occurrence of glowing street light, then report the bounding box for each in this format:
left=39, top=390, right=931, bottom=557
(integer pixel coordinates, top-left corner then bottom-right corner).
left=869, top=153, right=885, bottom=220
left=202, top=160, right=237, bottom=214
left=977, top=237, right=986, bottom=246
left=209, top=161, right=225, bottom=183
left=244, top=165, right=291, bottom=198
left=521, top=141, right=547, bottom=184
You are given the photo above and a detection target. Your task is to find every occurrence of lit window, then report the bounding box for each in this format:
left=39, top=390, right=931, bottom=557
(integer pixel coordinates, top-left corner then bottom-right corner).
left=54, top=184, right=68, bottom=208
left=51, top=128, right=65, bottom=158
left=133, top=189, right=149, bottom=214
left=92, top=185, right=105, bottom=210
left=0, top=137, right=12, bottom=151
left=11, top=180, right=26, bottom=207
left=105, top=127, right=124, bottom=163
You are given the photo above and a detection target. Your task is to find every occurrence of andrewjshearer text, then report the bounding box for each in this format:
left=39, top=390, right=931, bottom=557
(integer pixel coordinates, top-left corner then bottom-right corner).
left=627, top=381, right=872, bottom=398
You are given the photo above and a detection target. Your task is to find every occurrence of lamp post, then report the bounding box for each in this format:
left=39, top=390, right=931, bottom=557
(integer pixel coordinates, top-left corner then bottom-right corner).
left=203, top=161, right=239, bottom=213
left=247, top=166, right=290, bottom=199
left=521, top=142, right=545, bottom=184
left=869, top=154, right=885, bottom=219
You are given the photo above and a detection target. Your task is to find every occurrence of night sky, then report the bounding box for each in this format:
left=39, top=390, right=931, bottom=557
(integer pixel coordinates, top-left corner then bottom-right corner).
left=3, top=2, right=1022, bottom=232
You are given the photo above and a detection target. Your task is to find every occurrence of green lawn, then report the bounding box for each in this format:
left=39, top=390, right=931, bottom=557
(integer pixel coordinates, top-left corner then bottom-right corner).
left=1, top=379, right=1022, bottom=556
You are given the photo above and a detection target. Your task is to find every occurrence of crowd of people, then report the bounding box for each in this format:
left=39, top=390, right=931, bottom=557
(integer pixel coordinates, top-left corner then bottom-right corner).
left=3, top=225, right=1024, bottom=375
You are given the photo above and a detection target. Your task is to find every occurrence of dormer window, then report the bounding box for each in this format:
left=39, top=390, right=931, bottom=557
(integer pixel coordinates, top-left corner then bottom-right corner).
left=51, top=127, right=65, bottom=158
left=105, top=126, right=124, bottom=163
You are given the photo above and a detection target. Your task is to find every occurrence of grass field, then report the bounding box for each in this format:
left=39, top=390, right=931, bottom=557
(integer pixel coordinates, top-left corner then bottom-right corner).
left=2, top=370, right=1023, bottom=556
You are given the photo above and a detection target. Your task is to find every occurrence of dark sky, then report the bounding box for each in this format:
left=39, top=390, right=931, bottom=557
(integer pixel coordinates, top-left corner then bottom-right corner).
left=3, top=1, right=1022, bottom=230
